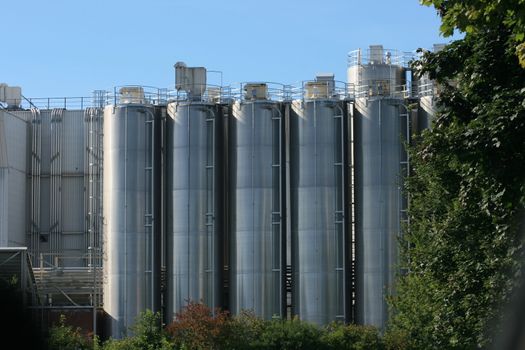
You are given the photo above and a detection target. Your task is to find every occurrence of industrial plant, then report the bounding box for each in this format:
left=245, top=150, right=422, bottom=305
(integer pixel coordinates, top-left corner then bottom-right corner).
left=0, top=44, right=438, bottom=338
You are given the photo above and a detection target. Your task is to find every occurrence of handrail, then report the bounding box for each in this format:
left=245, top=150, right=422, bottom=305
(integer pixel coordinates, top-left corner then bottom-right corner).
left=347, top=48, right=415, bottom=68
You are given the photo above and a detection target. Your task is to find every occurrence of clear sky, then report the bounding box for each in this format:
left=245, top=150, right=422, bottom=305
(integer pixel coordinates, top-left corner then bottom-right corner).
left=0, top=0, right=459, bottom=98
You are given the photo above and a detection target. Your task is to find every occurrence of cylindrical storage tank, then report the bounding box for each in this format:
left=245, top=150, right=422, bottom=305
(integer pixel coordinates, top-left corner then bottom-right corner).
left=416, top=94, right=435, bottom=132
left=229, top=98, right=284, bottom=319
left=166, top=101, right=222, bottom=321
left=413, top=73, right=436, bottom=133
left=103, top=103, right=161, bottom=338
left=290, top=98, right=347, bottom=325
left=348, top=52, right=408, bottom=329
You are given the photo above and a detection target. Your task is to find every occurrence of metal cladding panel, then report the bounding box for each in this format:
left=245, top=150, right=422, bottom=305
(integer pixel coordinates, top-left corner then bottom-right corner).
left=229, top=101, right=283, bottom=319
left=62, top=233, right=84, bottom=250
left=61, top=177, right=84, bottom=234
left=0, top=111, right=28, bottom=246
left=103, top=104, right=156, bottom=338
left=290, top=100, right=346, bottom=324
left=2, top=111, right=28, bottom=172
left=8, top=170, right=27, bottom=246
left=354, top=97, right=405, bottom=329
left=62, top=110, right=85, bottom=173
left=166, top=102, right=221, bottom=322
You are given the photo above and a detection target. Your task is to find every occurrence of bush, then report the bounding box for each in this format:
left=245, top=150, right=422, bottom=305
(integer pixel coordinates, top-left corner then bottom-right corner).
left=223, top=310, right=265, bottom=349
left=251, top=317, right=324, bottom=350
left=102, top=310, right=171, bottom=350
left=321, top=322, right=384, bottom=350
left=166, top=301, right=230, bottom=349
left=48, top=314, right=89, bottom=350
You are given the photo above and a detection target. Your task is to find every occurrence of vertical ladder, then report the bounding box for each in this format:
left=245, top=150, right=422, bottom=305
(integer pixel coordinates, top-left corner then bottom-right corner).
left=271, top=106, right=283, bottom=316
left=144, top=109, right=155, bottom=309
left=399, top=108, right=410, bottom=271
left=205, top=107, right=216, bottom=308
left=334, top=108, right=345, bottom=321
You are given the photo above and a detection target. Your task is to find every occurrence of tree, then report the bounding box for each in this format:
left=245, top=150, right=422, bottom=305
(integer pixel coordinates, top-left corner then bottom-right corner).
left=48, top=314, right=89, bottom=350
left=102, top=310, right=171, bottom=350
left=250, top=317, right=324, bottom=350
left=321, top=323, right=384, bottom=350
left=166, top=301, right=230, bottom=349
left=389, top=3, right=525, bottom=348
left=421, top=0, right=525, bottom=67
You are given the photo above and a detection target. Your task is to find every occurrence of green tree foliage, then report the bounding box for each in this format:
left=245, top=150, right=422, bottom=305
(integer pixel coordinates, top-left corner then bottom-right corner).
left=420, top=0, right=525, bottom=67
left=250, top=317, right=324, bottom=350
left=223, top=310, right=266, bottom=349
left=389, top=6, right=525, bottom=348
left=101, top=310, right=172, bottom=350
left=48, top=314, right=90, bottom=350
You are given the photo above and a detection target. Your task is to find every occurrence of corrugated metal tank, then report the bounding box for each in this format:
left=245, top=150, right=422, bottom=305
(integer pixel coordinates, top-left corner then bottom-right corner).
left=165, top=101, right=222, bottom=321
left=229, top=98, right=284, bottom=319
left=103, top=103, right=161, bottom=338
left=348, top=55, right=408, bottom=329
left=290, top=97, right=347, bottom=324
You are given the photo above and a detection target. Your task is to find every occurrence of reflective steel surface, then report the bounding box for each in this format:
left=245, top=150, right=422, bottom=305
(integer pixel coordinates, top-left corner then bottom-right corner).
left=166, top=102, right=221, bottom=321
left=229, top=101, right=284, bottom=319
left=348, top=62, right=408, bottom=329
left=290, top=99, right=346, bottom=324
left=103, top=104, right=157, bottom=338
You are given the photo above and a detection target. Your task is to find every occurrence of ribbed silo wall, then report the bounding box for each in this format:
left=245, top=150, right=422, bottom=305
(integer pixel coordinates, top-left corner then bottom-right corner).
left=228, top=100, right=285, bottom=319
left=165, top=102, right=223, bottom=321
left=290, top=99, right=347, bottom=324
left=103, top=104, right=161, bottom=338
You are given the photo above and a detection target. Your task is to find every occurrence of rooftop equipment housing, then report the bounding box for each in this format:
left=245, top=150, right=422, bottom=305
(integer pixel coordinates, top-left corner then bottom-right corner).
left=0, top=83, right=22, bottom=108
left=175, top=62, right=207, bottom=100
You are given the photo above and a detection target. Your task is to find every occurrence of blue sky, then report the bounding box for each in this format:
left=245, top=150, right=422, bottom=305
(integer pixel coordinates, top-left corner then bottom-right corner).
left=0, top=0, right=459, bottom=97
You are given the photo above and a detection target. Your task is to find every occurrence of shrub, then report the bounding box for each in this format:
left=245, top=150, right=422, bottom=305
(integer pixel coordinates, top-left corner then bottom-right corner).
left=166, top=301, right=230, bottom=349
left=321, top=322, right=384, bottom=350
left=48, top=314, right=89, bottom=350
left=251, top=317, right=324, bottom=350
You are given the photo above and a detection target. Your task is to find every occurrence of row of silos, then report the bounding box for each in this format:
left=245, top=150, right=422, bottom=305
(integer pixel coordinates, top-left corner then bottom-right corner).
left=102, top=47, right=434, bottom=337
left=161, top=80, right=351, bottom=326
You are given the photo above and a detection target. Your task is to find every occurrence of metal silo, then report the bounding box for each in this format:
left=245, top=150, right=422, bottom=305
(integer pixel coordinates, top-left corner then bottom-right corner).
left=165, top=99, right=223, bottom=321
left=229, top=83, right=285, bottom=319
left=290, top=76, right=348, bottom=324
left=348, top=46, right=410, bottom=329
left=414, top=72, right=435, bottom=133
left=103, top=87, right=161, bottom=338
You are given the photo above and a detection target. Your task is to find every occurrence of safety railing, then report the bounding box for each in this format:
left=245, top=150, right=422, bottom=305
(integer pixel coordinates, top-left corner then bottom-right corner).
left=347, top=48, right=415, bottom=68
left=228, top=82, right=292, bottom=102
left=104, top=85, right=168, bottom=106
left=31, top=251, right=102, bottom=270
left=416, top=78, right=435, bottom=97
left=22, top=96, right=93, bottom=110
left=351, top=79, right=413, bottom=99
left=290, top=80, right=350, bottom=101
left=167, top=84, right=233, bottom=103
